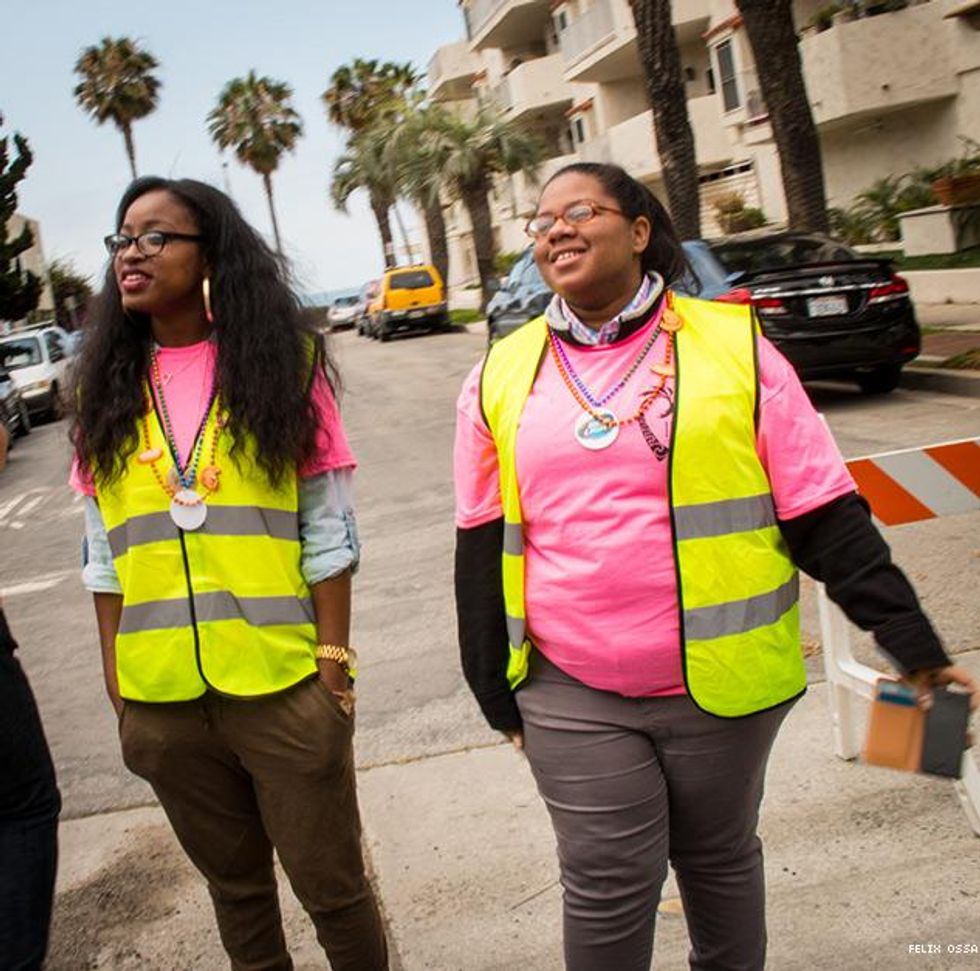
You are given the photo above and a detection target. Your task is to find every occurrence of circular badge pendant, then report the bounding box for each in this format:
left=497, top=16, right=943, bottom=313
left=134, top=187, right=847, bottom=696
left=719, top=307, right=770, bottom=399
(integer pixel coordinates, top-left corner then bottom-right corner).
left=170, top=489, right=208, bottom=531
left=575, top=410, right=619, bottom=451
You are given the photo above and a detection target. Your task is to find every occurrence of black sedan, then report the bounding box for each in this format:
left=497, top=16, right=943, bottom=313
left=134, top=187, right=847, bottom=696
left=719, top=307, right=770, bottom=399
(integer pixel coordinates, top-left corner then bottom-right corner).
left=0, top=360, right=31, bottom=442
left=681, top=233, right=919, bottom=393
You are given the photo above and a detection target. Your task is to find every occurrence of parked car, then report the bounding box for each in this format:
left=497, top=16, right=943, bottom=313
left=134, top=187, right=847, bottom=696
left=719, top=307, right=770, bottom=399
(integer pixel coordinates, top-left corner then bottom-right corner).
left=0, top=325, right=71, bottom=420
left=0, top=359, right=31, bottom=441
left=680, top=232, right=919, bottom=393
left=355, top=280, right=380, bottom=336
left=486, top=246, right=552, bottom=344
left=367, top=264, right=449, bottom=342
left=327, top=293, right=362, bottom=332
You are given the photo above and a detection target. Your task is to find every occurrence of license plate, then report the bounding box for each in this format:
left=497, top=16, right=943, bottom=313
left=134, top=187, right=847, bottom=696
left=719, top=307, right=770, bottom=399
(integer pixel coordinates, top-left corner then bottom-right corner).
left=408, top=310, right=425, bottom=319
left=807, top=295, right=848, bottom=317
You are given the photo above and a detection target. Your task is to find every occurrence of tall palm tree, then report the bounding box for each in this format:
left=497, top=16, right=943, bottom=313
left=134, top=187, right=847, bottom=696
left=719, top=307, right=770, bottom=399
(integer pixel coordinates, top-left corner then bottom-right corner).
left=73, top=36, right=161, bottom=179
left=207, top=71, right=303, bottom=254
left=418, top=104, right=547, bottom=311
left=330, top=128, right=399, bottom=268
left=631, top=0, right=701, bottom=238
left=322, top=59, right=419, bottom=134
left=733, top=0, right=829, bottom=232
left=386, top=104, right=450, bottom=286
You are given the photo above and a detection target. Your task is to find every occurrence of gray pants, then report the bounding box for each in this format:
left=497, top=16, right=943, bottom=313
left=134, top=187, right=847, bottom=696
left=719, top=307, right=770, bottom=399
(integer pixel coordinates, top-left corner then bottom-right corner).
left=516, top=653, right=795, bottom=971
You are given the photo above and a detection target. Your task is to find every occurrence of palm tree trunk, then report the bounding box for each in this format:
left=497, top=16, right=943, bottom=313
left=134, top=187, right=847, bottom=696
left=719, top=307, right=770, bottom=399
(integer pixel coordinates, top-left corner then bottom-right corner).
left=122, top=122, right=138, bottom=180
left=632, top=0, right=701, bottom=238
left=461, top=178, right=496, bottom=313
left=262, top=173, right=284, bottom=255
left=422, top=198, right=449, bottom=287
left=390, top=203, right=413, bottom=265
left=369, top=190, right=396, bottom=268
left=734, top=0, right=830, bottom=233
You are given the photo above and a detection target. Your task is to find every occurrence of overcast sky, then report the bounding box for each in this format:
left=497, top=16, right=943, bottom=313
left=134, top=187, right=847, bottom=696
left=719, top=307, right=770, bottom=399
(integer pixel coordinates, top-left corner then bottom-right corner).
left=2, top=0, right=465, bottom=296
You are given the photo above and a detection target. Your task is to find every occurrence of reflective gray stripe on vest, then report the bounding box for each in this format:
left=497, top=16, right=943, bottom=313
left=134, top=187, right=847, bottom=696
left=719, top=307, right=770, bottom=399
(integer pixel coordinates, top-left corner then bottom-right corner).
left=674, top=494, right=776, bottom=542
left=506, top=613, right=526, bottom=651
left=107, top=506, right=299, bottom=559
left=119, top=592, right=314, bottom=634
left=503, top=521, right=524, bottom=556
left=684, top=574, right=798, bottom=641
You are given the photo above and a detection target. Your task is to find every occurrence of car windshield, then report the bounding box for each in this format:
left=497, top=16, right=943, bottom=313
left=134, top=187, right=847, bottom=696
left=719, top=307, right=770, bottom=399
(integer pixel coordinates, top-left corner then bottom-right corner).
left=334, top=296, right=359, bottom=307
left=389, top=270, right=434, bottom=289
left=709, top=236, right=857, bottom=276
left=0, top=336, right=42, bottom=369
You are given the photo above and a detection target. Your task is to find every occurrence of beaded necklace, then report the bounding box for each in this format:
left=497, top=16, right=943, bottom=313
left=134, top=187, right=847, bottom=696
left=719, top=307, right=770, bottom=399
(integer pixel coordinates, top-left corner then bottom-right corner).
left=547, top=313, right=663, bottom=409
left=136, top=345, right=224, bottom=529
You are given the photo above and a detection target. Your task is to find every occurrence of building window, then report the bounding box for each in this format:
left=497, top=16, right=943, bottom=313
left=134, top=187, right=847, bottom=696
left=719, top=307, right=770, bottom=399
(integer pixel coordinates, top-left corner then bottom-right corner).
left=706, top=66, right=716, bottom=94
left=715, top=40, right=740, bottom=112
left=556, top=10, right=568, bottom=31
left=571, top=117, right=586, bottom=145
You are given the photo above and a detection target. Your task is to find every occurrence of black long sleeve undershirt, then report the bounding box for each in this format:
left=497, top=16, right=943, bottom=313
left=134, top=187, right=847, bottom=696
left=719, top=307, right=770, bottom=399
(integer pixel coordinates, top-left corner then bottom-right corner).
left=454, top=492, right=950, bottom=732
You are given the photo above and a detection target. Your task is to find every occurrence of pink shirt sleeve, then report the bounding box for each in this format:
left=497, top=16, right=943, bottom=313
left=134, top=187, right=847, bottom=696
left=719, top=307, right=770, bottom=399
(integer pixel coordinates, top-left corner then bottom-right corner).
left=454, top=360, right=503, bottom=528
left=756, top=336, right=856, bottom=519
left=299, top=369, right=356, bottom=478
left=70, top=455, right=96, bottom=497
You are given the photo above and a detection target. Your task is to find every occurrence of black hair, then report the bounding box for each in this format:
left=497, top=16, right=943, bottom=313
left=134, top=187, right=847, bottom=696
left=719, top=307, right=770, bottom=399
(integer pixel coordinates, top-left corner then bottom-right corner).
left=540, top=162, right=694, bottom=289
left=71, top=176, right=339, bottom=488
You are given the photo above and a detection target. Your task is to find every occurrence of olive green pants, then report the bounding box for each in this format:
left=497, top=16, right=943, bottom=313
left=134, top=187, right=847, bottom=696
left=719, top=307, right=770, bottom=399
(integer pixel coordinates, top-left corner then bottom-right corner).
left=120, top=677, right=387, bottom=971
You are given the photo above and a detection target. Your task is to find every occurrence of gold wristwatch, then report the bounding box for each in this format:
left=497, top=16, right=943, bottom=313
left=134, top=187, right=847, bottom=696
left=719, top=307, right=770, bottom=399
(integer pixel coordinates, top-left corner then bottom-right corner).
left=315, top=643, right=358, bottom=680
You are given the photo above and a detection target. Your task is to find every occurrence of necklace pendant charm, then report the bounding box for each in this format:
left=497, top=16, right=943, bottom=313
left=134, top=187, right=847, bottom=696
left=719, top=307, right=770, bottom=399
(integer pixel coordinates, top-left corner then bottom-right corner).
left=660, top=309, right=683, bottom=332
left=575, top=409, right=619, bottom=450
left=166, top=466, right=181, bottom=494
left=651, top=362, right=675, bottom=377
left=138, top=448, right=162, bottom=465
left=200, top=466, right=221, bottom=492
left=170, top=489, right=208, bottom=531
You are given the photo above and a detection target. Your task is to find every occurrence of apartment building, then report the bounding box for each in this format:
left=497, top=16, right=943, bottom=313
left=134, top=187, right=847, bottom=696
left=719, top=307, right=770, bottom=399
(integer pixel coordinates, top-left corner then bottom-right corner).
left=428, top=0, right=980, bottom=290
left=2, top=213, right=55, bottom=327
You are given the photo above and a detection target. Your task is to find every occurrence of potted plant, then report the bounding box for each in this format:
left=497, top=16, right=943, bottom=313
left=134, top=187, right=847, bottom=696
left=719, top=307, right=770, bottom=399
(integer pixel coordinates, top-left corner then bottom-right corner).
left=930, top=138, right=980, bottom=207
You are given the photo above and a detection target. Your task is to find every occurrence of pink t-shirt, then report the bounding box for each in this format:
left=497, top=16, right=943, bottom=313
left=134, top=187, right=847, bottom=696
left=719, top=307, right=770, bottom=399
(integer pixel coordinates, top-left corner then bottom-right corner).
left=70, top=340, right=354, bottom=495
left=454, top=315, right=855, bottom=698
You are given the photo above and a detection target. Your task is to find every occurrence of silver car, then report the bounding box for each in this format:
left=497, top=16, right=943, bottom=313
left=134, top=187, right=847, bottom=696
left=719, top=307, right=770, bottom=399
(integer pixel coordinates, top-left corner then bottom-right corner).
left=0, top=325, right=71, bottom=420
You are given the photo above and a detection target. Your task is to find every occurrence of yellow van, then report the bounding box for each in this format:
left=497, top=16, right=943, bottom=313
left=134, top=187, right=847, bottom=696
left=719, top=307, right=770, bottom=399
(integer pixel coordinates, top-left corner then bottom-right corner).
left=367, top=264, right=449, bottom=342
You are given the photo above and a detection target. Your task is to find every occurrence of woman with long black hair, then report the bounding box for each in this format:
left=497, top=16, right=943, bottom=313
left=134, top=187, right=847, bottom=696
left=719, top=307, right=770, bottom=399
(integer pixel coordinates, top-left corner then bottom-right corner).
left=71, top=177, right=387, bottom=971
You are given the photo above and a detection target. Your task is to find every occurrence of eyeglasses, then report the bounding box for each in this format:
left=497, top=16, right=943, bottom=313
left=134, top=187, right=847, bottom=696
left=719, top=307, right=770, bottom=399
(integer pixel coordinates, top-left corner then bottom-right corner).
left=525, top=200, right=626, bottom=238
left=103, top=231, right=203, bottom=257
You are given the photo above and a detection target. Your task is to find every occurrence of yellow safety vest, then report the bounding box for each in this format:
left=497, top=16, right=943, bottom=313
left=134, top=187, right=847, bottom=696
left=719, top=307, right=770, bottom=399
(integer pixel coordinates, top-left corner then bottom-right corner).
left=480, top=294, right=805, bottom=718
left=96, top=393, right=317, bottom=702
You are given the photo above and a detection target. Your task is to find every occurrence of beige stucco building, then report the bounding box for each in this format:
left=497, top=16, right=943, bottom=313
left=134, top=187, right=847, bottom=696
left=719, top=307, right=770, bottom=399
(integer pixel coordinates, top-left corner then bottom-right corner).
left=3, top=213, right=55, bottom=325
left=428, top=0, right=980, bottom=290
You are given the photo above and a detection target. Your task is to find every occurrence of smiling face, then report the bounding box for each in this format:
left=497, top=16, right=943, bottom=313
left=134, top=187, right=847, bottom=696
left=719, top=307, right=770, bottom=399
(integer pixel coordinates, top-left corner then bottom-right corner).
left=531, top=171, right=650, bottom=325
left=115, top=189, right=208, bottom=326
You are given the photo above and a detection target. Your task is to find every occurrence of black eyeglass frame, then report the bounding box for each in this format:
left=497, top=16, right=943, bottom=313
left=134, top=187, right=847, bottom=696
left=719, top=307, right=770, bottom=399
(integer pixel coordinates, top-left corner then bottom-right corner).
left=525, top=200, right=627, bottom=239
left=103, top=231, right=204, bottom=257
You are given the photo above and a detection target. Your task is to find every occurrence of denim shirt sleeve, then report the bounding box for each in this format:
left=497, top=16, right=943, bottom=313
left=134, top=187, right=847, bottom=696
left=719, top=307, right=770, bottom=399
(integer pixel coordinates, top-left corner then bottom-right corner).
left=82, top=496, right=123, bottom=594
left=299, top=468, right=361, bottom=585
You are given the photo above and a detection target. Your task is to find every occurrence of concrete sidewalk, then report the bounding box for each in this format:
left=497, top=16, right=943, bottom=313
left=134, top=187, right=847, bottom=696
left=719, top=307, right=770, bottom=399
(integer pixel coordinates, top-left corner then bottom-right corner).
left=54, top=657, right=980, bottom=970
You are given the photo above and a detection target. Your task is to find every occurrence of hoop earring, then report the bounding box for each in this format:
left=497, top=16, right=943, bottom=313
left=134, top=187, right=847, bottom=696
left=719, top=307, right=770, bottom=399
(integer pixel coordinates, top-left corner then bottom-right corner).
left=202, top=276, right=214, bottom=324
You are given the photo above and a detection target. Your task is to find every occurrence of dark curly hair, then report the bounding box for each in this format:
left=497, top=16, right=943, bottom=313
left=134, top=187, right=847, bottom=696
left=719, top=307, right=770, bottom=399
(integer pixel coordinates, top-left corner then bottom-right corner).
left=71, top=176, right=339, bottom=488
left=540, top=162, right=694, bottom=289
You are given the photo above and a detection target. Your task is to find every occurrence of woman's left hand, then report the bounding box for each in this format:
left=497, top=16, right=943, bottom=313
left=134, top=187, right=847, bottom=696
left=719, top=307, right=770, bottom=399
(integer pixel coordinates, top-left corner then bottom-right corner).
left=317, top=658, right=350, bottom=694
left=905, top=664, right=980, bottom=713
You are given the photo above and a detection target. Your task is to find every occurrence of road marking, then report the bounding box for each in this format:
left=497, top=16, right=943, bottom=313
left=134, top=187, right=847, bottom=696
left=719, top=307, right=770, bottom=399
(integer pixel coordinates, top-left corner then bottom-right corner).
left=1, top=570, right=72, bottom=598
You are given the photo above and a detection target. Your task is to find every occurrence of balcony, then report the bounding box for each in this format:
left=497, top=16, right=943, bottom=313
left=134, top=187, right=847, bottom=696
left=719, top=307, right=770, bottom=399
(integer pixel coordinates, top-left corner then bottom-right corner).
left=561, top=0, right=710, bottom=83
left=465, top=0, right=552, bottom=52
left=428, top=41, right=482, bottom=102
left=579, top=97, right=732, bottom=183
left=490, top=55, right=574, bottom=123
left=510, top=153, right=579, bottom=217
left=800, top=3, right=957, bottom=129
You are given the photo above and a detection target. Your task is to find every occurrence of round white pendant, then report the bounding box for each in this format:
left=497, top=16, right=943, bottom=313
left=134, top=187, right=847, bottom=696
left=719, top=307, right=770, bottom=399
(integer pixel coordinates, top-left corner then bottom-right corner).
left=170, top=489, right=208, bottom=531
left=575, top=409, right=619, bottom=450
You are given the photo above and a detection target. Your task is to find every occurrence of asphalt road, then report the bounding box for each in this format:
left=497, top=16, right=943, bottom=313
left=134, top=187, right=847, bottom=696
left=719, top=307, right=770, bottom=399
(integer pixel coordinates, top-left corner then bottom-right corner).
left=1, top=326, right=978, bottom=823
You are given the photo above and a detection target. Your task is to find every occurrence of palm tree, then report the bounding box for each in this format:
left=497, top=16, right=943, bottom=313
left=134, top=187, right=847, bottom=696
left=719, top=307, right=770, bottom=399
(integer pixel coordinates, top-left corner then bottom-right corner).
left=386, top=105, right=450, bottom=286
left=73, top=36, right=161, bottom=179
left=207, top=71, right=303, bottom=254
left=330, top=128, right=400, bottom=268
left=416, top=104, right=547, bottom=311
left=632, top=0, right=701, bottom=238
left=322, top=59, right=419, bottom=134
left=733, top=0, right=830, bottom=233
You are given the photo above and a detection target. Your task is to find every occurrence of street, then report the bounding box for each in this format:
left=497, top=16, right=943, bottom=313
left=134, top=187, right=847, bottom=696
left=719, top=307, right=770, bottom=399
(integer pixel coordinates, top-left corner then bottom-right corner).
left=2, top=326, right=979, bottom=968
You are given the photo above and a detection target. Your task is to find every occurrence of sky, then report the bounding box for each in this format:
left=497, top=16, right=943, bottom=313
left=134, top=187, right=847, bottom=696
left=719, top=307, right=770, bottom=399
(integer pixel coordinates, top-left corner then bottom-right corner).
left=2, top=0, right=466, bottom=297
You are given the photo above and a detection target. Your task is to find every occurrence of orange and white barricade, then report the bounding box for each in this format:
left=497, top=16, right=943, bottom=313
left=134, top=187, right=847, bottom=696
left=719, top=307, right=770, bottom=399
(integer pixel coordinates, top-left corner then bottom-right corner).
left=816, top=437, right=980, bottom=835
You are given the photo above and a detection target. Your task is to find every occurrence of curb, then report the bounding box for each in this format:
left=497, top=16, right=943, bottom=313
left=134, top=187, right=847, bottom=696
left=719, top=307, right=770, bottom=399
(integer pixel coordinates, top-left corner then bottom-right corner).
left=901, top=364, right=980, bottom=397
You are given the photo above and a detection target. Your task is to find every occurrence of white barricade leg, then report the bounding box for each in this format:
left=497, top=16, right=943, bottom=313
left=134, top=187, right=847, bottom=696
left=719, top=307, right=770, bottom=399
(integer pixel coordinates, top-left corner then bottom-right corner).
left=955, top=752, right=980, bottom=838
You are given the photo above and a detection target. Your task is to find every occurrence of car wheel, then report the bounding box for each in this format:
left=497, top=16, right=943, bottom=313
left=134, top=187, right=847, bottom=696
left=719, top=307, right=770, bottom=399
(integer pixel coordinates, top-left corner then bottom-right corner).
left=379, top=325, right=391, bottom=343
left=16, top=403, right=31, bottom=437
left=856, top=364, right=902, bottom=395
